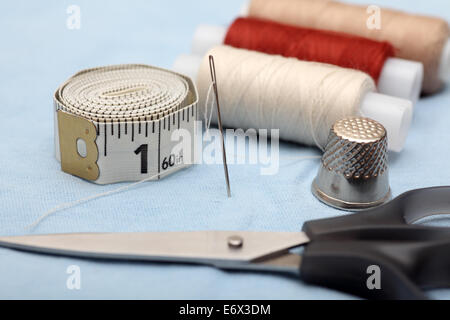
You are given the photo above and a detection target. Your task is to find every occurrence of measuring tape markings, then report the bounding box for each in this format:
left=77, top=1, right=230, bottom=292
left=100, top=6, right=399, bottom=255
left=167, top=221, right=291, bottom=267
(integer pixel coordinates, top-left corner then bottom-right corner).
left=54, top=64, right=198, bottom=184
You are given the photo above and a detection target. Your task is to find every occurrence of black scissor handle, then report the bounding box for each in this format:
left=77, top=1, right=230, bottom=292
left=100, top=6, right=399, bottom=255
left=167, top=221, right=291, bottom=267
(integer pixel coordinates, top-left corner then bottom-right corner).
left=300, top=238, right=450, bottom=300
left=303, top=186, right=450, bottom=241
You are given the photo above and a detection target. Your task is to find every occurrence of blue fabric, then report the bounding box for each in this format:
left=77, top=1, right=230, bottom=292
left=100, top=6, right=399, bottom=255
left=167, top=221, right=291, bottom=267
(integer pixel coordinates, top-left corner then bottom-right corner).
left=1, top=0, right=450, bottom=299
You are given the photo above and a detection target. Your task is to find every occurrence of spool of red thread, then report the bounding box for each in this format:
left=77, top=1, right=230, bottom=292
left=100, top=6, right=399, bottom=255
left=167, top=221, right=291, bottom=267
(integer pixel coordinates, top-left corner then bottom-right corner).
left=190, top=17, right=424, bottom=102
left=224, top=17, right=394, bottom=84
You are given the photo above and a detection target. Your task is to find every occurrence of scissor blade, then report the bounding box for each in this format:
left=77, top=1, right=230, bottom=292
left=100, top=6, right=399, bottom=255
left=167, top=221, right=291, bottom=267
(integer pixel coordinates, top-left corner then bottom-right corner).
left=0, top=231, right=309, bottom=269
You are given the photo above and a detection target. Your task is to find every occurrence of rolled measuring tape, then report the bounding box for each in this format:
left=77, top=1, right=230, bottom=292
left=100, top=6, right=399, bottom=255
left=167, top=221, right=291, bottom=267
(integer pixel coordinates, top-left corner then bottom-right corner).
left=54, top=64, right=198, bottom=184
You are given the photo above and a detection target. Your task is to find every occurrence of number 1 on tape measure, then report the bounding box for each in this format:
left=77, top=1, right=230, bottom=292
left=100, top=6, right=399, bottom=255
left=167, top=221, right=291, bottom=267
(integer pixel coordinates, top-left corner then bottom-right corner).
left=134, top=144, right=148, bottom=174
left=57, top=104, right=197, bottom=184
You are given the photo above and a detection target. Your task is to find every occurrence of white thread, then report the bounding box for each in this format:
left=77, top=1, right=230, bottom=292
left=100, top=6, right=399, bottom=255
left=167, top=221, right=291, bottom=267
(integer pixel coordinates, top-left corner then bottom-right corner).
left=197, top=45, right=375, bottom=149
left=27, top=167, right=180, bottom=230
left=28, top=154, right=320, bottom=230
left=204, top=82, right=215, bottom=136
left=203, top=84, right=321, bottom=162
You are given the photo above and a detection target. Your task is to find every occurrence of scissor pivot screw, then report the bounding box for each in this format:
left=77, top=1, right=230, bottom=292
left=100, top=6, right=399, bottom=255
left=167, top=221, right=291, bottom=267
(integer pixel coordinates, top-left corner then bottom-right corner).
left=227, top=235, right=243, bottom=249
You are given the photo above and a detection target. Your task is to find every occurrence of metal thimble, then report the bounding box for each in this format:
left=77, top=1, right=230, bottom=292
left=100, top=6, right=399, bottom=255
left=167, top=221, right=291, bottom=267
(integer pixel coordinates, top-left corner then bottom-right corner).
left=312, top=117, right=391, bottom=211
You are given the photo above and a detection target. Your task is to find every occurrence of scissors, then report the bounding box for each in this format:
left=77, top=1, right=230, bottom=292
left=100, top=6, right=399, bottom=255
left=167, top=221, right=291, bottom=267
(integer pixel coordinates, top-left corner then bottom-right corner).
left=2, top=186, right=450, bottom=300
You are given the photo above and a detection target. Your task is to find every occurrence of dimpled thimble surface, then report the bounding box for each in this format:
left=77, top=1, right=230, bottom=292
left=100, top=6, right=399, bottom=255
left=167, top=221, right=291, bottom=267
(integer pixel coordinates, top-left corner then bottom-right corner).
left=312, top=117, right=391, bottom=211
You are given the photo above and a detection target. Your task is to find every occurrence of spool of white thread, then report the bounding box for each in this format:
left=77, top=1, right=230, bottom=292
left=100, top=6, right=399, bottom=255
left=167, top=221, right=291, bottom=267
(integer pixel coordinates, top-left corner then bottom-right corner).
left=190, top=25, right=424, bottom=105
left=172, top=46, right=413, bottom=152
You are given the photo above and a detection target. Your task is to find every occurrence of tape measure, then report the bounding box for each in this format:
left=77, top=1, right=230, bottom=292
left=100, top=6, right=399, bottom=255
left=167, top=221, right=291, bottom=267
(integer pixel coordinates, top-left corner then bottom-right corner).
left=54, top=64, right=198, bottom=184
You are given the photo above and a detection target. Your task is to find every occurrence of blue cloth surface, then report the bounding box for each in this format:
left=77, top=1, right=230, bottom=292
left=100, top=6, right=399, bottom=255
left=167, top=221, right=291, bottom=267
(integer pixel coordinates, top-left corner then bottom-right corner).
left=1, top=0, right=450, bottom=299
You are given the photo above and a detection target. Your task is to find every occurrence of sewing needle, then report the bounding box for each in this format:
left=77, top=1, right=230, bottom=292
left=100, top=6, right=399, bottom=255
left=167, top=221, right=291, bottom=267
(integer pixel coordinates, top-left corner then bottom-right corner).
left=209, top=55, right=231, bottom=197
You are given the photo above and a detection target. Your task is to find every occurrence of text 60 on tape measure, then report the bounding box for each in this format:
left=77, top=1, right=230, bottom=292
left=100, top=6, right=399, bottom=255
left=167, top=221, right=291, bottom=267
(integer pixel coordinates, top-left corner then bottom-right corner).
left=54, top=64, right=198, bottom=184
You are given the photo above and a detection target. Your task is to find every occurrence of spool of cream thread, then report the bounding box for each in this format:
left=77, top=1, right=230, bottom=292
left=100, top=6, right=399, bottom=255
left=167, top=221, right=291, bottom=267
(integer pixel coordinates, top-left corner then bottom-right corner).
left=243, top=0, right=450, bottom=94
left=172, top=47, right=413, bottom=152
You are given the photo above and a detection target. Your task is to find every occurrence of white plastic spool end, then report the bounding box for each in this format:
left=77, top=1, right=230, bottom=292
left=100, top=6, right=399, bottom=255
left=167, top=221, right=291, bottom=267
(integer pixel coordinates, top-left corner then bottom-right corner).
left=172, top=54, right=203, bottom=82
left=439, top=38, right=450, bottom=83
left=359, top=92, right=413, bottom=153
left=192, top=25, right=227, bottom=55
left=239, top=2, right=250, bottom=16
left=378, top=58, right=424, bottom=106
